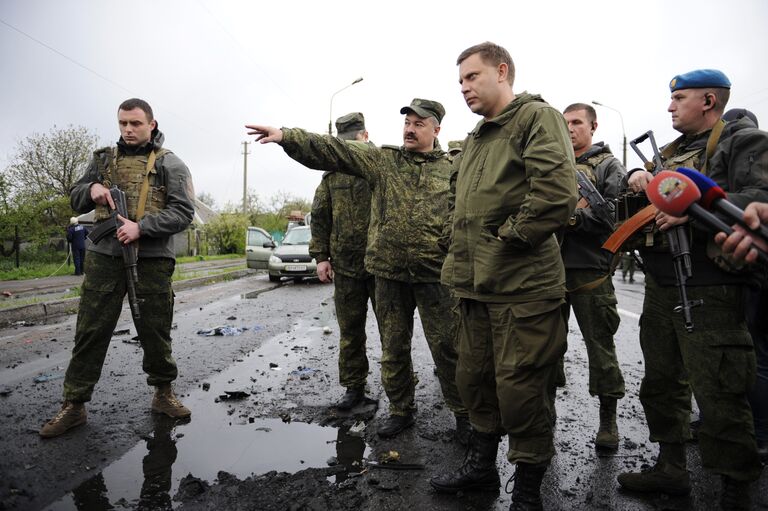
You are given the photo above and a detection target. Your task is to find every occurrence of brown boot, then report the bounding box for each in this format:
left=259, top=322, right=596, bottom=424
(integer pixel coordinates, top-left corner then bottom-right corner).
left=595, top=396, right=619, bottom=450
left=151, top=384, right=191, bottom=418
left=39, top=401, right=87, bottom=438
left=617, top=442, right=690, bottom=495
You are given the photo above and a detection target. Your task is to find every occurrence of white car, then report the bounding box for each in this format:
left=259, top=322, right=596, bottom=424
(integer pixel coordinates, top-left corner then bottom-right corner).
left=268, top=226, right=317, bottom=282
left=246, top=226, right=275, bottom=270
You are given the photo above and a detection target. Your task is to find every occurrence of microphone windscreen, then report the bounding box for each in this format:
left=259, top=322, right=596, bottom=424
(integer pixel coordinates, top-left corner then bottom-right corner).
left=647, top=171, right=702, bottom=216
left=675, top=167, right=726, bottom=209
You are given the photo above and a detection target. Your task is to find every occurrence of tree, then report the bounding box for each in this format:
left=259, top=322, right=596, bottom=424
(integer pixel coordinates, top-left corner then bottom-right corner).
left=205, top=213, right=249, bottom=254
left=1, top=125, right=100, bottom=246
left=197, top=191, right=217, bottom=210
left=5, top=125, right=99, bottom=199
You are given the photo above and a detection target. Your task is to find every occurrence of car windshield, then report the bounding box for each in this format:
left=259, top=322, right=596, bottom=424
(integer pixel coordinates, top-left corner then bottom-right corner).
left=282, top=227, right=310, bottom=245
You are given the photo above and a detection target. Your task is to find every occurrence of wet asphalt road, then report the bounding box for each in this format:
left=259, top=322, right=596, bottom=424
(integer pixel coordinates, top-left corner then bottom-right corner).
left=0, top=271, right=766, bottom=510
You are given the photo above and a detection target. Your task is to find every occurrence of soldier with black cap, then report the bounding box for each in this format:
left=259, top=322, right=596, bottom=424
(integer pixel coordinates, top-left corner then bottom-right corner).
left=308, top=112, right=380, bottom=410
left=246, top=99, right=470, bottom=441
left=619, top=69, right=768, bottom=508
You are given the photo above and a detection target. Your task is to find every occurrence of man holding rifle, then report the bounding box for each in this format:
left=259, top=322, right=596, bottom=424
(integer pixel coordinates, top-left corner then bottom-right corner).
left=560, top=103, right=626, bottom=450
left=618, top=70, right=768, bottom=509
left=40, top=98, right=195, bottom=438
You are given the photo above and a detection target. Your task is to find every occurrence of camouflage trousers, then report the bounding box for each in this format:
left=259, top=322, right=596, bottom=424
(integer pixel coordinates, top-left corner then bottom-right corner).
left=456, top=298, right=566, bottom=465
left=63, top=252, right=178, bottom=402
left=375, top=277, right=465, bottom=417
left=333, top=272, right=377, bottom=390
left=562, top=269, right=625, bottom=398
left=639, top=276, right=762, bottom=481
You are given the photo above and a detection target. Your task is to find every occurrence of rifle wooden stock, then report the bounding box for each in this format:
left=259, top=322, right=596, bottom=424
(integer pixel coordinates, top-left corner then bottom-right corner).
left=602, top=204, right=657, bottom=253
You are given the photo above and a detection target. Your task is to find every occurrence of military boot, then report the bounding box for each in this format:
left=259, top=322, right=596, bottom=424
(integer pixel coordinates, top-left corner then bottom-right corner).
left=335, top=387, right=365, bottom=410
left=508, top=462, right=547, bottom=511
left=151, top=384, right=191, bottom=418
left=455, top=415, right=471, bottom=446
left=617, top=442, right=691, bottom=495
left=595, top=396, right=619, bottom=450
left=39, top=401, right=87, bottom=438
left=430, top=430, right=501, bottom=493
left=720, top=476, right=751, bottom=510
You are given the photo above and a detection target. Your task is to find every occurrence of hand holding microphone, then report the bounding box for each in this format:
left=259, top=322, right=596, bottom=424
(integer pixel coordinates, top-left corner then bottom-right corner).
left=646, top=171, right=768, bottom=264
left=714, top=202, right=768, bottom=264
left=674, top=167, right=768, bottom=243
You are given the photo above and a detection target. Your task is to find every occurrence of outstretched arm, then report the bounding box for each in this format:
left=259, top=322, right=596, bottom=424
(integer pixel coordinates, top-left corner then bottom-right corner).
left=245, top=125, right=284, bottom=144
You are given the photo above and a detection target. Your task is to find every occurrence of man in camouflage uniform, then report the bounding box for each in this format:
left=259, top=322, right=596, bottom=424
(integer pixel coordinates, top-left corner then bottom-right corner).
left=309, top=112, right=380, bottom=410
left=40, top=98, right=195, bottom=438
left=246, top=99, right=469, bottom=441
left=618, top=70, right=768, bottom=509
left=561, top=103, right=626, bottom=450
left=432, top=42, right=577, bottom=508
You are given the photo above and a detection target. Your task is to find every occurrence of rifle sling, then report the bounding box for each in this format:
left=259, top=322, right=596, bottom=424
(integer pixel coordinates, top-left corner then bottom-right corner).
left=136, top=150, right=157, bottom=221
left=601, top=204, right=658, bottom=254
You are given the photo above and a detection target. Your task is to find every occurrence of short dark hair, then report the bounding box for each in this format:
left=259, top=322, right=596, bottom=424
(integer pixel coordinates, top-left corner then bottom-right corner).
left=564, top=103, right=597, bottom=124
left=118, top=98, right=154, bottom=121
left=457, top=42, right=515, bottom=85
left=707, top=88, right=730, bottom=114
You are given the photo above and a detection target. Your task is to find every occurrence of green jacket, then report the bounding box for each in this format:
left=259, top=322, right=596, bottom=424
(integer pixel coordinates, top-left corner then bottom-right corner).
left=70, top=128, right=194, bottom=259
left=441, top=93, right=578, bottom=302
left=281, top=128, right=452, bottom=283
left=308, top=171, right=372, bottom=279
left=562, top=142, right=626, bottom=271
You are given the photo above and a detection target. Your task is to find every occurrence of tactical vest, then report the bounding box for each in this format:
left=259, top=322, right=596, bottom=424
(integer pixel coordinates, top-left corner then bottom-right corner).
left=575, top=152, right=612, bottom=185
left=93, top=146, right=169, bottom=222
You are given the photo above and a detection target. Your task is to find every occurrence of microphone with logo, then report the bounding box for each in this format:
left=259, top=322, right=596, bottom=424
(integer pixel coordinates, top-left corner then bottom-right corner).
left=646, top=171, right=768, bottom=264
left=674, top=166, right=768, bottom=243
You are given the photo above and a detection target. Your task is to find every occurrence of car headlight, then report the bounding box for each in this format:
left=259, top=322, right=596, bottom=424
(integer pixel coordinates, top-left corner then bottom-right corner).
left=311, top=258, right=316, bottom=264
left=269, top=255, right=282, bottom=264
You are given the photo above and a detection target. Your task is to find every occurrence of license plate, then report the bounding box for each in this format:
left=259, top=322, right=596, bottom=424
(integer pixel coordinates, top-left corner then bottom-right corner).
left=285, top=264, right=307, bottom=272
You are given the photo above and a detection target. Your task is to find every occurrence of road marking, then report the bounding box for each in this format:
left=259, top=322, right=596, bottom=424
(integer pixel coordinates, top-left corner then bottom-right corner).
left=618, top=308, right=640, bottom=319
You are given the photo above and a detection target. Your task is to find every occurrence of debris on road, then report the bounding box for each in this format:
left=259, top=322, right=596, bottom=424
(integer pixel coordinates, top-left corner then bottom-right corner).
left=196, top=325, right=248, bottom=336
left=33, top=373, right=64, bottom=383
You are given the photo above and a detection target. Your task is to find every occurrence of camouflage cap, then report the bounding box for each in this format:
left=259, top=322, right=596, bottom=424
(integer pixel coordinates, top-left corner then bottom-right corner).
left=400, top=98, right=445, bottom=124
left=447, top=140, right=463, bottom=156
left=335, top=112, right=366, bottom=136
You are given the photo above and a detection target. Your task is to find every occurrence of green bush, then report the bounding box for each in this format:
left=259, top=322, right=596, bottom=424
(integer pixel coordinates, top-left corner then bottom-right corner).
left=204, top=213, right=249, bottom=254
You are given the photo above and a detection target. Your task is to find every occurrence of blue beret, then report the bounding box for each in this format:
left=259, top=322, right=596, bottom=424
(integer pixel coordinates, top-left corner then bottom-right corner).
left=669, top=69, right=731, bottom=92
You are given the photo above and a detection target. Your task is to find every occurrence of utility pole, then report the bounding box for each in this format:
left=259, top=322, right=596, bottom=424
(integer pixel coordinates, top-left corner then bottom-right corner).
left=242, top=141, right=250, bottom=213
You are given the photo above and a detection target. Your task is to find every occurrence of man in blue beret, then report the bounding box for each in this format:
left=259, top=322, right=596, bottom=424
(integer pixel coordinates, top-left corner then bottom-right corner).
left=620, top=69, right=768, bottom=508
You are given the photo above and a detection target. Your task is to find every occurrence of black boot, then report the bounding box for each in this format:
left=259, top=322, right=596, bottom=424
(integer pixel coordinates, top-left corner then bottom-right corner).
left=430, top=430, right=500, bottom=493
left=721, top=476, right=751, bottom=510
left=377, top=413, right=415, bottom=438
left=455, top=415, right=471, bottom=446
left=508, top=462, right=547, bottom=511
left=595, top=396, right=619, bottom=450
left=335, top=387, right=364, bottom=410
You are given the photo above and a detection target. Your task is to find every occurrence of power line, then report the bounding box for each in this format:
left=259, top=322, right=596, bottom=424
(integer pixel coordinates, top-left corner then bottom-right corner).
left=0, top=17, right=135, bottom=96
left=195, top=1, right=295, bottom=104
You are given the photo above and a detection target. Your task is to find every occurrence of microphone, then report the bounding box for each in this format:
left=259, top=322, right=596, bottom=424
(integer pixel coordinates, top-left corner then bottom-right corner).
left=647, top=171, right=768, bottom=263
left=675, top=167, right=768, bottom=242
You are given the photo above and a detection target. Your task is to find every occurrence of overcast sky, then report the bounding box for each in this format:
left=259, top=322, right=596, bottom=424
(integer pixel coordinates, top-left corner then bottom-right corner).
left=2, top=0, right=767, bottom=210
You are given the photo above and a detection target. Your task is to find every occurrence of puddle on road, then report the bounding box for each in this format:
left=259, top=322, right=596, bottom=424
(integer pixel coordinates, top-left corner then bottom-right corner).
left=46, top=304, right=370, bottom=511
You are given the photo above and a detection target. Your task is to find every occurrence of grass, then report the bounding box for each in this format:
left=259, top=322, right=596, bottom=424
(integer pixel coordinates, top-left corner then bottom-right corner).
left=172, top=265, right=246, bottom=282
left=0, top=253, right=244, bottom=281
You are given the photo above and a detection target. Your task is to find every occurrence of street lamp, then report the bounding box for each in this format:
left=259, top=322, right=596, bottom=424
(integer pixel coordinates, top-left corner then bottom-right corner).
left=329, top=77, right=363, bottom=136
left=592, top=100, right=627, bottom=168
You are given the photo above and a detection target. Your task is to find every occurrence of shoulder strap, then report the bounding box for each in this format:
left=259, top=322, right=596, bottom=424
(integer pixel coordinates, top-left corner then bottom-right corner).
left=136, top=150, right=157, bottom=220
left=703, top=119, right=726, bottom=174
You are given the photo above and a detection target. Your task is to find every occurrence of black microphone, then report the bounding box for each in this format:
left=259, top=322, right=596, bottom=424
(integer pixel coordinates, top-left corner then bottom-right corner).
left=675, top=167, right=768, bottom=243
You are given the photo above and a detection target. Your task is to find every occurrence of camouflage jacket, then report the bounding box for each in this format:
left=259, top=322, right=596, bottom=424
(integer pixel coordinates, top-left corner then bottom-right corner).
left=640, top=116, right=768, bottom=286
left=70, top=129, right=195, bottom=259
left=281, top=128, right=451, bottom=283
left=561, top=143, right=626, bottom=271
left=308, top=170, right=372, bottom=279
left=441, top=93, right=578, bottom=302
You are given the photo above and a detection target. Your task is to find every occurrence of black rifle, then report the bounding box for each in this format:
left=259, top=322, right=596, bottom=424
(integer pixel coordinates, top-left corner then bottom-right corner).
left=88, top=186, right=142, bottom=319
left=575, top=170, right=616, bottom=229
left=630, top=130, right=702, bottom=330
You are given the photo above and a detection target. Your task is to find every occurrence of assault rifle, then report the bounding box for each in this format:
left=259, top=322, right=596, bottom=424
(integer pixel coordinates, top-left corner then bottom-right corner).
left=575, top=170, right=616, bottom=229
left=631, top=130, right=702, bottom=331
left=88, top=186, right=142, bottom=319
